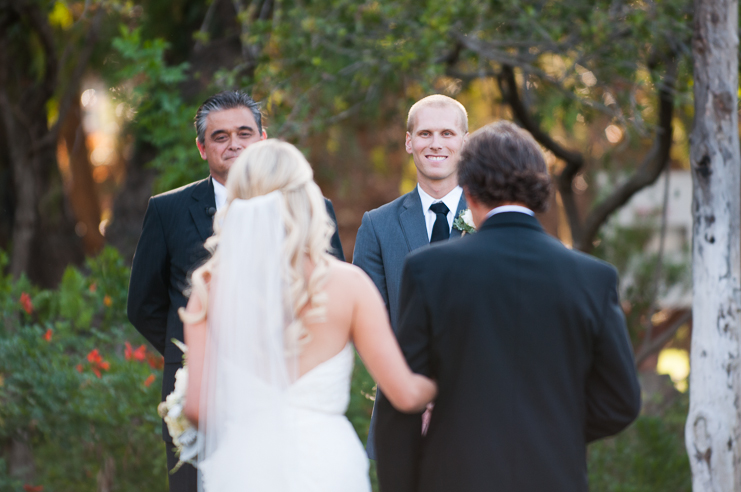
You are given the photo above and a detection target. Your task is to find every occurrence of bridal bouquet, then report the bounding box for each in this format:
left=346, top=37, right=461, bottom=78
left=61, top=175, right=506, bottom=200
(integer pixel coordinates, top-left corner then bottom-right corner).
left=157, top=339, right=198, bottom=471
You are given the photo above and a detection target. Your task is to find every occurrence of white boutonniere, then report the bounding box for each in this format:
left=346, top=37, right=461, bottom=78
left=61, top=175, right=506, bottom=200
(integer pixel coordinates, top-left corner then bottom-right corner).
left=453, top=209, right=476, bottom=235
left=158, top=339, right=198, bottom=472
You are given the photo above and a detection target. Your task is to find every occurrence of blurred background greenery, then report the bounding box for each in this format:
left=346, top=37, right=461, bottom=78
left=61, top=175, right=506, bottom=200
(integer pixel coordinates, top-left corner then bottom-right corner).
left=0, top=0, right=716, bottom=490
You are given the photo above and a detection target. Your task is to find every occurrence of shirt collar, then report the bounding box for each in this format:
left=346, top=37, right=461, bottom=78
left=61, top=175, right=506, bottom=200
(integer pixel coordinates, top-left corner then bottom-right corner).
left=212, top=178, right=227, bottom=212
left=485, top=205, right=534, bottom=219
left=417, top=184, right=463, bottom=215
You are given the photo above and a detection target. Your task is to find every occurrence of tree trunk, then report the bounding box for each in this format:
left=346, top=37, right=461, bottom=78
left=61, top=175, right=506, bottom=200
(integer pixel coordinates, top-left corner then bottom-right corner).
left=685, top=0, right=741, bottom=490
left=60, top=95, right=104, bottom=255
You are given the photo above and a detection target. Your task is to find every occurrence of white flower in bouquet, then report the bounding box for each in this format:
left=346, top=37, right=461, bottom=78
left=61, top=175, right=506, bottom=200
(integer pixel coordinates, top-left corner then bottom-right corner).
left=157, top=339, right=198, bottom=471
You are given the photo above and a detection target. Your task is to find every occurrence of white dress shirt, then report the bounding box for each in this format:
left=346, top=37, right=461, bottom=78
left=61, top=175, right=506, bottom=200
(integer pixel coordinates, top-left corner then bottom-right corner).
left=417, top=184, right=463, bottom=241
left=213, top=178, right=227, bottom=212
left=485, top=205, right=534, bottom=219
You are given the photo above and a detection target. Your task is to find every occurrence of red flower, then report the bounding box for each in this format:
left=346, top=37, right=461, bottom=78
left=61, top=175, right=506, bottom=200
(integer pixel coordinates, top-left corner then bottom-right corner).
left=133, top=344, right=147, bottom=362
left=87, top=349, right=101, bottom=364
left=89, top=283, right=97, bottom=293
left=20, top=292, right=33, bottom=315
left=144, top=374, right=156, bottom=387
left=76, top=364, right=83, bottom=373
left=43, top=329, right=52, bottom=342
left=85, top=348, right=110, bottom=377
left=23, top=485, right=43, bottom=492
left=124, top=342, right=133, bottom=361
left=147, top=353, right=164, bottom=370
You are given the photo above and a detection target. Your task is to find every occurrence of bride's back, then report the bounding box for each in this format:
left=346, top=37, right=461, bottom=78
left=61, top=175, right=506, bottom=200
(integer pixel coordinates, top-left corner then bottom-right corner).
left=297, top=258, right=371, bottom=377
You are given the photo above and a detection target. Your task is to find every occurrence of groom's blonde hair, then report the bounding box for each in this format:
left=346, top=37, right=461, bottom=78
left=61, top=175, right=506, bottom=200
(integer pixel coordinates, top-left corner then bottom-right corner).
left=181, top=139, right=334, bottom=349
left=406, top=94, right=468, bottom=134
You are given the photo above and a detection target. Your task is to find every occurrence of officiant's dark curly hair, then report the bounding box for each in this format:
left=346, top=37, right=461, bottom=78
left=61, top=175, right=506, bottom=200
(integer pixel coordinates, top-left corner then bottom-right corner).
left=458, top=121, right=552, bottom=213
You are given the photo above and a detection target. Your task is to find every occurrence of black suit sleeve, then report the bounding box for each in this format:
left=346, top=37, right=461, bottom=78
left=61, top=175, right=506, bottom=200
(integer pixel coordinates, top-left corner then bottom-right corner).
left=376, top=257, right=430, bottom=492
left=324, top=198, right=345, bottom=261
left=585, top=269, right=641, bottom=442
left=127, top=198, right=170, bottom=355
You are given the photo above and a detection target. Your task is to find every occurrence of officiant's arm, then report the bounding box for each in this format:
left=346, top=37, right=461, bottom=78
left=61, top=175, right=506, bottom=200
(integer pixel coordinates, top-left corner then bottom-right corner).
left=374, top=257, right=432, bottom=492
left=127, top=198, right=170, bottom=355
left=584, top=269, right=641, bottom=442
left=352, top=212, right=390, bottom=314
left=324, top=198, right=345, bottom=261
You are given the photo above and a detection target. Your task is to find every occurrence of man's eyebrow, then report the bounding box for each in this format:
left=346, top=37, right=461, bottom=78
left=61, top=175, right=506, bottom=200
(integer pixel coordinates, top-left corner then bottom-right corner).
left=209, top=125, right=256, bottom=139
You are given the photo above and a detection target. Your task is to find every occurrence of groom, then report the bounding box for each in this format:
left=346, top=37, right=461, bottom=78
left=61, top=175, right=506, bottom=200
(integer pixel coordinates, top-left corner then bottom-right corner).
left=127, top=91, right=344, bottom=492
left=353, top=94, right=469, bottom=458
left=375, top=121, right=641, bottom=492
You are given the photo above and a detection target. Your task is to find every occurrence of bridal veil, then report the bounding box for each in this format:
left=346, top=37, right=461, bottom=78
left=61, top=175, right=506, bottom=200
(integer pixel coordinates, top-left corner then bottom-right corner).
left=197, top=191, right=298, bottom=491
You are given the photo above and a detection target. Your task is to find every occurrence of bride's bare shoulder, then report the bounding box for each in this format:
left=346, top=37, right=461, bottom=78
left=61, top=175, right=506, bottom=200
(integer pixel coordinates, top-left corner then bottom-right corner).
left=326, top=258, right=376, bottom=293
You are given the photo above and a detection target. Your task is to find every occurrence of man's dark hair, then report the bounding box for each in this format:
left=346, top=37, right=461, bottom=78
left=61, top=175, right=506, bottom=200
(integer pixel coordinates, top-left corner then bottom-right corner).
left=194, top=91, right=263, bottom=144
left=458, top=121, right=551, bottom=213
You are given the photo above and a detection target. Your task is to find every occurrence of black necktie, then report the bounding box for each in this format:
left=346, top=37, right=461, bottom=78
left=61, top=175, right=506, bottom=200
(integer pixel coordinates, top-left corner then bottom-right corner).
left=429, top=202, right=450, bottom=243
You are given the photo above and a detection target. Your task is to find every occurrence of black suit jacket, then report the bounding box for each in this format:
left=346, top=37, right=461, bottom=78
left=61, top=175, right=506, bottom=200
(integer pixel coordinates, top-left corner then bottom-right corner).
left=375, top=212, right=641, bottom=492
left=127, top=176, right=344, bottom=440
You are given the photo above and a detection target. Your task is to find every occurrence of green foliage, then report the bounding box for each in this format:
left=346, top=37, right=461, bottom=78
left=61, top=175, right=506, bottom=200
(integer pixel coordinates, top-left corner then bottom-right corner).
left=0, top=248, right=166, bottom=491
left=588, top=393, right=691, bottom=491
left=108, top=27, right=204, bottom=193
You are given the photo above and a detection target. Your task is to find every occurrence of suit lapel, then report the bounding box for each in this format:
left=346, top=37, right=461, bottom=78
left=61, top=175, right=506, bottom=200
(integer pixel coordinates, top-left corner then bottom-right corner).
left=398, top=188, right=429, bottom=252
left=450, top=193, right=468, bottom=238
left=189, top=177, right=216, bottom=242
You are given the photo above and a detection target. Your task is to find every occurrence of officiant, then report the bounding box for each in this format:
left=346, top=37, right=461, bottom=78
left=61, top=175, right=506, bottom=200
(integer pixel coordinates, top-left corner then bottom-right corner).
left=126, top=90, right=345, bottom=492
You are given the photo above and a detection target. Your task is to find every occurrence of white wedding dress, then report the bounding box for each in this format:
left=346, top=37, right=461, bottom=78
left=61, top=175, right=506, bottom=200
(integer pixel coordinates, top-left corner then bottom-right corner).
left=198, top=343, right=370, bottom=492
left=195, top=193, right=370, bottom=492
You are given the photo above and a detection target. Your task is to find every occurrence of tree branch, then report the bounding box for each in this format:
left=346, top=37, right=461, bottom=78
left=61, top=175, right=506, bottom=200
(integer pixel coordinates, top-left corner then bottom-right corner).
left=634, top=309, right=691, bottom=367
left=497, top=64, right=586, bottom=242
left=15, top=0, right=58, bottom=108
left=578, top=57, right=677, bottom=252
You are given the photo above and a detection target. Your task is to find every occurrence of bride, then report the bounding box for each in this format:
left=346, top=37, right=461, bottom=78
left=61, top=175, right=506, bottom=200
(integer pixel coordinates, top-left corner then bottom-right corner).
left=179, top=139, right=437, bottom=491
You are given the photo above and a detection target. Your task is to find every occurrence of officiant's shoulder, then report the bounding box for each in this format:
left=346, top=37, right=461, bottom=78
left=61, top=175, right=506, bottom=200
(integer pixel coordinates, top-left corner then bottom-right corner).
left=148, top=177, right=211, bottom=210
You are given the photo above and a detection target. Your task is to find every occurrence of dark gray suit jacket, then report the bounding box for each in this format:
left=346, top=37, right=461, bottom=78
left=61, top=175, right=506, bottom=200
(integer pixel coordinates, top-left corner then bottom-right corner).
left=352, top=186, right=466, bottom=457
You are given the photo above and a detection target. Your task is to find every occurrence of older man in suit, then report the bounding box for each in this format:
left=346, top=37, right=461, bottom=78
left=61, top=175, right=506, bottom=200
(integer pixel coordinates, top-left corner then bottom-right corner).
left=127, top=91, right=344, bottom=492
left=353, top=94, right=469, bottom=458
left=375, top=121, right=641, bottom=492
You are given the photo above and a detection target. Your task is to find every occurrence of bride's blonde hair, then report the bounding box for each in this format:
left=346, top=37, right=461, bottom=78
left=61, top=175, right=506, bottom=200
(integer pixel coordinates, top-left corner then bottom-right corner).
left=180, top=139, right=334, bottom=349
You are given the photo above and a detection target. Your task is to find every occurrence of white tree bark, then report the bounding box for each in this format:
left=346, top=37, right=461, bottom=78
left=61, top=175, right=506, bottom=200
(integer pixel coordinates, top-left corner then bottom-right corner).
left=685, top=0, right=741, bottom=490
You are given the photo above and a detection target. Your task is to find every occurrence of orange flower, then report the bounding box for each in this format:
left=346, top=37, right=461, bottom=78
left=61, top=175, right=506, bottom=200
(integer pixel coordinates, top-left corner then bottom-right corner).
left=43, top=329, right=52, bottom=342
left=76, top=364, right=83, bottom=373
left=124, top=342, right=133, bottom=361
left=92, top=367, right=101, bottom=378
left=89, top=283, right=97, bottom=293
left=144, top=374, right=156, bottom=387
left=103, top=295, right=112, bottom=307
left=133, top=344, right=147, bottom=362
left=20, top=292, right=33, bottom=315
left=23, top=485, right=43, bottom=492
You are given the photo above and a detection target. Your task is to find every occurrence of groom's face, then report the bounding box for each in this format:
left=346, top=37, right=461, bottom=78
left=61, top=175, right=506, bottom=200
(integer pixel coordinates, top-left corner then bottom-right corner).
left=405, top=105, right=468, bottom=185
left=196, top=107, right=266, bottom=185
